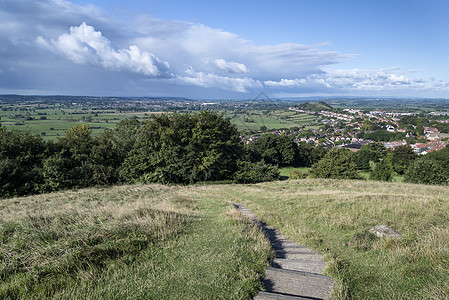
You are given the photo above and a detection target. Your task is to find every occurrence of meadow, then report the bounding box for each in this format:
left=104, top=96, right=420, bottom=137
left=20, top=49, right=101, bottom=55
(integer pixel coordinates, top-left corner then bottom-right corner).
left=0, top=104, right=141, bottom=139
left=0, top=101, right=320, bottom=140
left=226, top=109, right=319, bottom=131
left=1, top=179, right=448, bottom=299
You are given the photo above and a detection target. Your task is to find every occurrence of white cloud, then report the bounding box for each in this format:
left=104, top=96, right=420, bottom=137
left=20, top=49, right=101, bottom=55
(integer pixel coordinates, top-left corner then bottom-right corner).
left=213, top=59, right=248, bottom=74
left=177, top=67, right=262, bottom=92
left=131, top=21, right=348, bottom=80
left=264, top=68, right=449, bottom=93
left=37, top=22, right=170, bottom=77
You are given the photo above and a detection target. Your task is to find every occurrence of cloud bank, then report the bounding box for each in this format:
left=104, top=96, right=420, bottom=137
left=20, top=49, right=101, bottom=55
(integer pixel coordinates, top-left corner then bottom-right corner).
left=37, top=23, right=171, bottom=77
left=0, top=0, right=448, bottom=98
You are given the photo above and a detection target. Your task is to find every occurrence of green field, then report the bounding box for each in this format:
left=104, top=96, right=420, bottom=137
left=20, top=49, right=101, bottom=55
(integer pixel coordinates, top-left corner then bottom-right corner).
left=0, top=104, right=156, bottom=139
left=1, top=180, right=448, bottom=299
left=225, top=110, right=319, bottom=131
left=1, top=102, right=320, bottom=139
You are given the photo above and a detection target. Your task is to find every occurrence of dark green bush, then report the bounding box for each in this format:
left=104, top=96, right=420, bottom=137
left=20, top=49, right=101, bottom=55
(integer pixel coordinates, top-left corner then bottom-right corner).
left=289, top=170, right=309, bottom=180
left=370, top=158, right=393, bottom=182
left=311, top=148, right=361, bottom=180
left=233, top=161, right=280, bottom=184
left=404, top=159, right=448, bottom=185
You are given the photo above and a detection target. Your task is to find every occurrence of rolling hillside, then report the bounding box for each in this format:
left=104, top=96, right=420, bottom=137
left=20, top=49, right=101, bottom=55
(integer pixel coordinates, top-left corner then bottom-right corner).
left=1, top=179, right=448, bottom=299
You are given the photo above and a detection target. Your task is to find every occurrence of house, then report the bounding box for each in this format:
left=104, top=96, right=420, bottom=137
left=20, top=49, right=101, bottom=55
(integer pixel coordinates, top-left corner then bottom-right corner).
left=427, top=132, right=449, bottom=141
left=424, top=127, right=439, bottom=134
left=383, top=140, right=406, bottom=149
left=341, top=143, right=363, bottom=152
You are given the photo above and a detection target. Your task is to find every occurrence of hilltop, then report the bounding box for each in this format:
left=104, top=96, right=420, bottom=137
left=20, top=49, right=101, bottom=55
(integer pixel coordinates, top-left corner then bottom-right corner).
left=1, top=179, right=448, bottom=299
left=294, top=101, right=334, bottom=112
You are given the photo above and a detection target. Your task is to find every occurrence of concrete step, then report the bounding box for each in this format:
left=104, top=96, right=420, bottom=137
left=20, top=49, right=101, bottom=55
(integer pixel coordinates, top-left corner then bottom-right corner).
left=254, top=291, right=320, bottom=300
left=272, top=244, right=310, bottom=250
left=263, top=267, right=333, bottom=299
left=276, top=252, right=324, bottom=261
left=271, top=258, right=327, bottom=274
left=275, top=248, right=319, bottom=256
left=271, top=240, right=304, bottom=249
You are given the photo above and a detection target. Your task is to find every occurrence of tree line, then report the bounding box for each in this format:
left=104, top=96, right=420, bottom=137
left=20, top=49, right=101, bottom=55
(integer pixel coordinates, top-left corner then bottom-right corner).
left=1, top=111, right=281, bottom=198
left=310, top=143, right=449, bottom=185
left=1, top=111, right=448, bottom=199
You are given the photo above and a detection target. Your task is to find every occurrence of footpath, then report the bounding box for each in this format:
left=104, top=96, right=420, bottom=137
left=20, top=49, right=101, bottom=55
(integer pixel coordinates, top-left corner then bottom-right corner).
left=232, top=203, right=334, bottom=300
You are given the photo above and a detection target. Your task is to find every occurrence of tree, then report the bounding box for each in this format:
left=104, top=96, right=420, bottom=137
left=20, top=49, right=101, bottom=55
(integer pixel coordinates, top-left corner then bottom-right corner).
left=112, top=118, right=141, bottom=161
left=391, top=145, right=417, bottom=174
left=43, top=124, right=121, bottom=190
left=352, top=148, right=383, bottom=171
left=311, top=148, right=361, bottom=179
left=121, top=111, right=243, bottom=184
left=42, top=124, right=92, bottom=190
left=363, top=142, right=387, bottom=154
left=422, top=146, right=449, bottom=177
left=233, top=160, right=280, bottom=183
left=0, top=129, right=46, bottom=197
left=404, top=159, right=447, bottom=185
left=370, top=158, right=393, bottom=181
left=248, top=134, right=302, bottom=167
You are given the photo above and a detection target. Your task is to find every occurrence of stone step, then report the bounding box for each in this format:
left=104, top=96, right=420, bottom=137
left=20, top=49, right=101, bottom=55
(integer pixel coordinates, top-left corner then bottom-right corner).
left=272, top=244, right=310, bottom=250
left=271, top=240, right=304, bottom=248
left=276, top=252, right=324, bottom=261
left=271, top=258, right=327, bottom=274
left=254, top=291, right=319, bottom=300
left=263, top=267, right=333, bottom=299
left=275, top=248, right=318, bottom=256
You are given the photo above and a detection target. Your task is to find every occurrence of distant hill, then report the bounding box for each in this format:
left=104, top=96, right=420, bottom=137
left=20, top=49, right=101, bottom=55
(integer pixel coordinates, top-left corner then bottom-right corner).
left=295, top=101, right=333, bottom=112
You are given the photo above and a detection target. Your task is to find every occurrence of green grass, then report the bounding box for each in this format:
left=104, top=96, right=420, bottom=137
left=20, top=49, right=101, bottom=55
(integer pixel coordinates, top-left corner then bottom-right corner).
left=0, top=184, right=271, bottom=299
left=359, top=172, right=405, bottom=182
left=279, top=167, right=311, bottom=180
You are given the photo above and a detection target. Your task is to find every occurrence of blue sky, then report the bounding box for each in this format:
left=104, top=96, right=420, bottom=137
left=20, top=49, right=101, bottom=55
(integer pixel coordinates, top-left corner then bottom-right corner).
left=1, top=0, right=448, bottom=99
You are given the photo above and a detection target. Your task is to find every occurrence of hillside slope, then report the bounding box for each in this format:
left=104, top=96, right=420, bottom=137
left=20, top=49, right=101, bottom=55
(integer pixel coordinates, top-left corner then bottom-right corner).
left=196, top=179, right=449, bottom=299
left=1, top=179, right=448, bottom=299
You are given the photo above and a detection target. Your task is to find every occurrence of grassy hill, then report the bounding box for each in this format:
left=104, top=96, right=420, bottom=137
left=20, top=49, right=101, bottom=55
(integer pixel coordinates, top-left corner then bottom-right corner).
left=1, top=180, right=448, bottom=299
left=296, top=101, right=334, bottom=112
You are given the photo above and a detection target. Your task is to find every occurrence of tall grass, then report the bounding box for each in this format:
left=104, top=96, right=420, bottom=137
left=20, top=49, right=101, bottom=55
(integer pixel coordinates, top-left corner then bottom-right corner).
left=196, top=179, right=449, bottom=299
left=0, top=184, right=271, bottom=299
left=0, top=185, right=194, bottom=298
left=3, top=179, right=446, bottom=299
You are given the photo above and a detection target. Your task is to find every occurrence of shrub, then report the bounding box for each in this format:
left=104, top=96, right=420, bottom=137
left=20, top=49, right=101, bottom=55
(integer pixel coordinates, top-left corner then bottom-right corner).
left=310, top=148, right=361, bottom=180
left=289, top=170, right=308, bottom=180
left=404, top=159, right=448, bottom=185
left=391, top=145, right=417, bottom=174
left=234, top=161, right=280, bottom=184
left=369, top=158, right=393, bottom=181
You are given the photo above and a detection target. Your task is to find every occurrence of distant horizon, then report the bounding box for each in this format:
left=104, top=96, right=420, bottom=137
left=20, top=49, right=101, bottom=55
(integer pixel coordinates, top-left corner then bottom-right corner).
left=2, top=93, right=449, bottom=102
left=1, top=0, right=449, bottom=98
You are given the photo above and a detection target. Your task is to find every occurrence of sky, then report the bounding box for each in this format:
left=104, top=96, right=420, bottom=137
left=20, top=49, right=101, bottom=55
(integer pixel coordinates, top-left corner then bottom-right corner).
left=1, top=0, right=449, bottom=99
